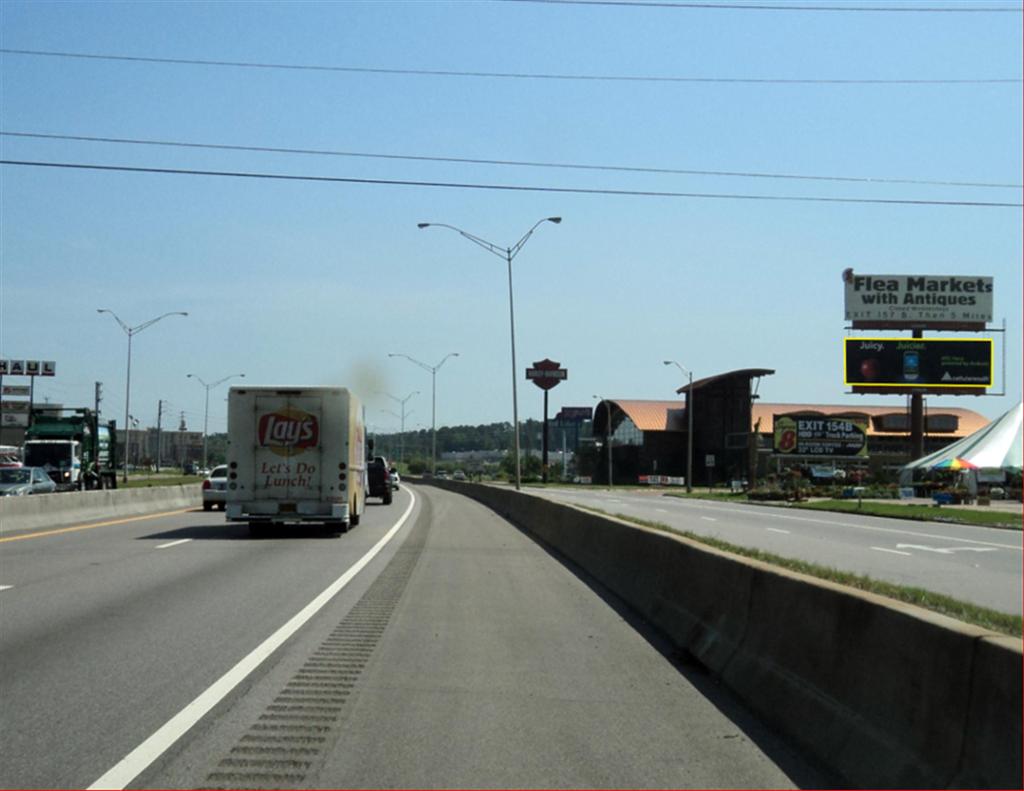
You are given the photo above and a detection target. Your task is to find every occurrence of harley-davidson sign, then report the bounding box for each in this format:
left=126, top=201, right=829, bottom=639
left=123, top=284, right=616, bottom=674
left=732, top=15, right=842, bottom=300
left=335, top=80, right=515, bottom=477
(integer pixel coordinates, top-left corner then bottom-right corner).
left=526, top=358, right=567, bottom=391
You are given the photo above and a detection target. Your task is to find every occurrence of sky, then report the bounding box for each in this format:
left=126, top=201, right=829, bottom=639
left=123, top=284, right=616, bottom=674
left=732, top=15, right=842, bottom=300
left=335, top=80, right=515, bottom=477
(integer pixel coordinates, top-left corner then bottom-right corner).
left=1, top=0, right=1021, bottom=437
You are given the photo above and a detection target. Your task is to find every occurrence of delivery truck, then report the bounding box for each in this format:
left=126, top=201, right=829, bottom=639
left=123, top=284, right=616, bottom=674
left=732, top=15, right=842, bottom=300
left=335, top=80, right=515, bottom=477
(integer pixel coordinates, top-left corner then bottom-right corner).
left=225, top=386, right=366, bottom=535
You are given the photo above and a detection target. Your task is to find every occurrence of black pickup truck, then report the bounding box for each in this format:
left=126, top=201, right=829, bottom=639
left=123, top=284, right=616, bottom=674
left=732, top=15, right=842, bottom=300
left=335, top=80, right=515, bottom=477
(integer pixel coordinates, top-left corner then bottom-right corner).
left=367, top=455, right=393, bottom=504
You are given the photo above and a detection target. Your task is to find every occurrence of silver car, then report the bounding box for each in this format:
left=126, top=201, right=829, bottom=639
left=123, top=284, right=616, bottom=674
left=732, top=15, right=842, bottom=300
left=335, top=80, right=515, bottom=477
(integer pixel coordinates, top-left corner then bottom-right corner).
left=202, top=465, right=228, bottom=511
left=0, top=467, right=58, bottom=496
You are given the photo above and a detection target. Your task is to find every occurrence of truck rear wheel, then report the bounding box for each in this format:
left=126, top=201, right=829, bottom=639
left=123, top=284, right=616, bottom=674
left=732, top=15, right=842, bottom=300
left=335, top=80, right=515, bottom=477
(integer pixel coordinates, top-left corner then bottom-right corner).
left=383, top=490, right=393, bottom=505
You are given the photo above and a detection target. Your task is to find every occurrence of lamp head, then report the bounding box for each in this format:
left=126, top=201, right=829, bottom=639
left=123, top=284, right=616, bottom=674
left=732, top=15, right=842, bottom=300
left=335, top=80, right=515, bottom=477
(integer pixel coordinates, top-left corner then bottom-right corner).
left=547, top=217, right=562, bottom=224
left=417, top=223, right=431, bottom=229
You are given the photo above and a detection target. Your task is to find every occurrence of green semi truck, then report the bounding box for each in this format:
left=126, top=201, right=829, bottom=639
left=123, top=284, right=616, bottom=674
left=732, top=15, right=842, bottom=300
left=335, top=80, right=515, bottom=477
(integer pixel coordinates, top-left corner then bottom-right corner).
left=23, top=407, right=119, bottom=490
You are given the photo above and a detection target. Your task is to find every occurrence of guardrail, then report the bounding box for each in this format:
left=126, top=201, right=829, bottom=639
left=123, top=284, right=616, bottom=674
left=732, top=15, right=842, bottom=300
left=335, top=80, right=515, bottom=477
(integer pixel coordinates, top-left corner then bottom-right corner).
left=0, top=485, right=202, bottom=534
left=419, top=478, right=1022, bottom=789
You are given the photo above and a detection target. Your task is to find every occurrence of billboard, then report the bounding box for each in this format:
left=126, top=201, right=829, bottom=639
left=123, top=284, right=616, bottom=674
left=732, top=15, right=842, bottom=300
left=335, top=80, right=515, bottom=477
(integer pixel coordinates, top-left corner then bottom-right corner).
left=0, top=359, right=56, bottom=376
left=843, top=273, right=993, bottom=329
left=844, top=338, right=992, bottom=390
left=773, top=415, right=868, bottom=457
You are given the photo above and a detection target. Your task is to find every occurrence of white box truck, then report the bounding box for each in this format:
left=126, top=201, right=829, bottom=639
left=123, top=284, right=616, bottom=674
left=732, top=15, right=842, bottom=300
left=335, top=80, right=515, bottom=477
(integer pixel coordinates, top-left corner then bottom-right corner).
left=225, top=386, right=367, bottom=535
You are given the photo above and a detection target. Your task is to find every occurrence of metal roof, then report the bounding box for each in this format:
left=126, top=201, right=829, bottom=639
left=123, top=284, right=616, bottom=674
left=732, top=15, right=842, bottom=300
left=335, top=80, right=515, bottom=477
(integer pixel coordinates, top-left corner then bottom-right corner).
left=603, top=399, right=688, bottom=432
left=675, top=368, right=775, bottom=395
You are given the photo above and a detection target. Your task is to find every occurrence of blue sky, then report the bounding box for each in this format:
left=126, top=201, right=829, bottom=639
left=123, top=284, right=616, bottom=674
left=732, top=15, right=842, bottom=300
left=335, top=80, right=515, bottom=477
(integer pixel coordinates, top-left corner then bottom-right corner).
left=1, top=0, right=1021, bottom=436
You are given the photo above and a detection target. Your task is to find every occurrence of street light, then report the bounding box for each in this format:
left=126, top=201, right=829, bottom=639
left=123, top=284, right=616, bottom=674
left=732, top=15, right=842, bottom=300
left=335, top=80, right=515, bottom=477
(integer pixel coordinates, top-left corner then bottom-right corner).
left=593, top=395, right=614, bottom=489
left=187, top=372, right=245, bottom=471
left=418, top=217, right=561, bottom=490
left=388, top=353, right=458, bottom=476
left=98, top=308, right=188, bottom=482
left=664, top=360, right=694, bottom=493
left=380, top=390, right=418, bottom=464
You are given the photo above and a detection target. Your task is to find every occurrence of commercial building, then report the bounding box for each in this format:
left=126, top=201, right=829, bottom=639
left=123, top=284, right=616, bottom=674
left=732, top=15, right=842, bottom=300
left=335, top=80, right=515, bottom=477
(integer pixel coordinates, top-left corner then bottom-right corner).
left=591, top=368, right=990, bottom=486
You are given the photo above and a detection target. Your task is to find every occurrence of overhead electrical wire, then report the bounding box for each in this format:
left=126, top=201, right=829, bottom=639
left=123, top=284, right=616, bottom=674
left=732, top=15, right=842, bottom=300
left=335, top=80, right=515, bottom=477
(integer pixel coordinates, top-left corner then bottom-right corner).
left=0, top=49, right=1017, bottom=85
left=501, top=0, right=1021, bottom=12
left=3, top=131, right=1018, bottom=190
left=1, top=159, right=1019, bottom=208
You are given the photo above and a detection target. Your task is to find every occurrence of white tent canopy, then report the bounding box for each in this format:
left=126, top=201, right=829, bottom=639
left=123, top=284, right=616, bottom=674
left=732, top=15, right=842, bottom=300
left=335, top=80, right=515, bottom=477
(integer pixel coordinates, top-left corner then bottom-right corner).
left=899, top=401, right=1023, bottom=488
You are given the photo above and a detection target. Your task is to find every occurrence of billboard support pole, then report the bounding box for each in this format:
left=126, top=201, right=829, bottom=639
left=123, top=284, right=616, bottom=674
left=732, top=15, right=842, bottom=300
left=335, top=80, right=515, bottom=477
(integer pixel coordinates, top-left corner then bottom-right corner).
left=910, top=329, right=925, bottom=460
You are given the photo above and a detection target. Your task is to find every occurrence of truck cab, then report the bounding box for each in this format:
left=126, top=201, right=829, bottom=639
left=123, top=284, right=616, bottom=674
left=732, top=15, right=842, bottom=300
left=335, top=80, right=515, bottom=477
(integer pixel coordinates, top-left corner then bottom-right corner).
left=23, top=439, right=82, bottom=489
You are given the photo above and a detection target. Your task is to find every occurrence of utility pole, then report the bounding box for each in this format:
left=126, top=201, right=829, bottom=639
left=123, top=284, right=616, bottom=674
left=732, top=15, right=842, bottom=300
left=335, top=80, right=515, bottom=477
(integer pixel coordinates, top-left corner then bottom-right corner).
left=95, top=381, right=103, bottom=417
left=156, top=400, right=163, bottom=473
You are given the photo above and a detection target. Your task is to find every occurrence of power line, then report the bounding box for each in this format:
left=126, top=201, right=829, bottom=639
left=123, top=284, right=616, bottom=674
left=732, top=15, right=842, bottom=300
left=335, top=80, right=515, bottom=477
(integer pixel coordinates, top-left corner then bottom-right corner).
left=501, top=0, right=1022, bottom=12
left=0, top=49, right=1017, bottom=85
left=2, top=158, right=1020, bottom=207
left=3, top=131, right=1018, bottom=190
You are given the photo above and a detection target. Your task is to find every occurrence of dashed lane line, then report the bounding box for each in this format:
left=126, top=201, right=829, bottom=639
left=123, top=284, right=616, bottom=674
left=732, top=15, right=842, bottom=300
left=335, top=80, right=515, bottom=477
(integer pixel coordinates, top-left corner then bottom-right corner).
left=156, top=539, right=193, bottom=550
left=872, top=547, right=913, bottom=556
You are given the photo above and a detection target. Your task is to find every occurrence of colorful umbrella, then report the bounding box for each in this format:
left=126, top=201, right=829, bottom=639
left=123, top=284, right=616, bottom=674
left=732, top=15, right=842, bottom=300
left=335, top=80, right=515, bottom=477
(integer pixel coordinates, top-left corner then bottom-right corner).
left=931, top=457, right=978, bottom=471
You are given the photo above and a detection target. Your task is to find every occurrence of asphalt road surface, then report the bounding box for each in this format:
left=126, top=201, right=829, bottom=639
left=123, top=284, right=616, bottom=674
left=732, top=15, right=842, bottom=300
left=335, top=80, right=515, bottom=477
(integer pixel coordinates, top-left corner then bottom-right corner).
left=531, top=487, right=1023, bottom=615
left=0, top=484, right=832, bottom=789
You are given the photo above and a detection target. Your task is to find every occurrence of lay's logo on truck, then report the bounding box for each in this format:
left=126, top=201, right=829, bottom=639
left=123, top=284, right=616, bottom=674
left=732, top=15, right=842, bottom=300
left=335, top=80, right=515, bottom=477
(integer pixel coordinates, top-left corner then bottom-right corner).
left=258, top=407, right=319, bottom=456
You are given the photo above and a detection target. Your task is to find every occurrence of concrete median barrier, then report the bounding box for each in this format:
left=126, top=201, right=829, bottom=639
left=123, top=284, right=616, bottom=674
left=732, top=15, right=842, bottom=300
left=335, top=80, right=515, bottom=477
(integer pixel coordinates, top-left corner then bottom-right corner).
left=0, top=485, right=202, bottom=535
left=420, top=478, right=1022, bottom=789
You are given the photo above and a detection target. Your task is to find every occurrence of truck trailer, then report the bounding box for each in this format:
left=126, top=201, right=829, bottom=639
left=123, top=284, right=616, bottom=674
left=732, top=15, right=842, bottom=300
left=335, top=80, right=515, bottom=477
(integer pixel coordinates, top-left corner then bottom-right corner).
left=23, top=408, right=118, bottom=490
left=225, top=386, right=367, bottom=535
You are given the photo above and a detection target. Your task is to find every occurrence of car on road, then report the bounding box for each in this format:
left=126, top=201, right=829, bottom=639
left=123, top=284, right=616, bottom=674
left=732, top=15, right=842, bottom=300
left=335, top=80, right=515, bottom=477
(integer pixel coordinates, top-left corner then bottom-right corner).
left=389, top=466, right=401, bottom=490
left=0, top=466, right=58, bottom=496
left=367, top=456, right=393, bottom=504
left=202, top=465, right=228, bottom=511
left=452, top=470, right=467, bottom=481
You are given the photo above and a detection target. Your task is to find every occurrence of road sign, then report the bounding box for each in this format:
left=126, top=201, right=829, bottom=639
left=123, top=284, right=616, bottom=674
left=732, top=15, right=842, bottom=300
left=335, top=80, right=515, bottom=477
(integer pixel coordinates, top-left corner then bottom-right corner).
left=705, top=454, right=716, bottom=467
left=526, top=358, right=567, bottom=390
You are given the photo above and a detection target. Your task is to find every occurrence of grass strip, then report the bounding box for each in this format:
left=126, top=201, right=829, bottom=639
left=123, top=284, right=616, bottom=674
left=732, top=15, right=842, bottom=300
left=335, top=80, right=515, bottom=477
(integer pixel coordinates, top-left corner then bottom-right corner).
left=574, top=504, right=1022, bottom=638
left=794, top=499, right=1021, bottom=529
left=122, top=475, right=201, bottom=489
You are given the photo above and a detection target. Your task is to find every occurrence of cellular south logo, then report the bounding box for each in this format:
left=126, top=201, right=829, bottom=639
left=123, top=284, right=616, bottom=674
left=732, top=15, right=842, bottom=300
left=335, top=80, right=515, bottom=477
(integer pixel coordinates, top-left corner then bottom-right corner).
left=258, top=408, right=319, bottom=456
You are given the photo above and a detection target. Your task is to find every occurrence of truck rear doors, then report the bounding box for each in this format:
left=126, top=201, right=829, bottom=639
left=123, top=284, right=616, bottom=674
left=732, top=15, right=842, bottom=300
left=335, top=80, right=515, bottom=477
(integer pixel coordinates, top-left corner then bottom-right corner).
left=251, top=393, right=324, bottom=505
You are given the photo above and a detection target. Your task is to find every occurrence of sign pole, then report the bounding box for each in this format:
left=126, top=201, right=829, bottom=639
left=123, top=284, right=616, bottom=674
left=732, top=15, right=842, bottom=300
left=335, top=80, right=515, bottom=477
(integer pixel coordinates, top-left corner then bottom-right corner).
left=542, top=388, right=549, bottom=484
left=910, top=329, right=925, bottom=460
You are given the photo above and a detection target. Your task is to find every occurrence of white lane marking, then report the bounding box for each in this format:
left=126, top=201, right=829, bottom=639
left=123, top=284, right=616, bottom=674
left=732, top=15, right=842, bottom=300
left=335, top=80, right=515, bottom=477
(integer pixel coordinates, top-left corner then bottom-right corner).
left=156, top=539, right=193, bottom=550
left=766, top=528, right=790, bottom=535
left=896, top=543, right=998, bottom=555
left=645, top=500, right=1019, bottom=550
left=872, top=547, right=913, bottom=556
left=0, top=585, right=12, bottom=591
left=655, top=508, right=669, bottom=514
left=88, top=489, right=418, bottom=791
left=700, top=517, right=717, bottom=522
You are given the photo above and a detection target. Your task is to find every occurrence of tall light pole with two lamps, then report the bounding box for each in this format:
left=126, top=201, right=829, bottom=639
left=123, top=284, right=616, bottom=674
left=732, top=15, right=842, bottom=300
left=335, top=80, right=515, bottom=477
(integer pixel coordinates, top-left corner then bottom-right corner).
left=388, top=354, right=457, bottom=477
left=97, top=308, right=188, bottom=483
left=664, top=360, right=694, bottom=493
left=187, top=372, right=245, bottom=472
left=417, top=217, right=561, bottom=490
left=380, top=390, right=418, bottom=464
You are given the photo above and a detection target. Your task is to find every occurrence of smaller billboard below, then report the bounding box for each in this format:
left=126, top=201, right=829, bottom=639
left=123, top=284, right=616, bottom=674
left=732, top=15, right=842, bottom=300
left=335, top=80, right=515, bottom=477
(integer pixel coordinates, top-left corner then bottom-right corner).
left=774, top=415, right=868, bottom=457
left=844, top=338, right=992, bottom=390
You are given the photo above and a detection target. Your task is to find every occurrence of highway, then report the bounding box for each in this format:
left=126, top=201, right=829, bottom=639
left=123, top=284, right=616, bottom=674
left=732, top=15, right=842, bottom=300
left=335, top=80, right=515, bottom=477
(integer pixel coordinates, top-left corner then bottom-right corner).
left=0, top=484, right=831, bottom=789
left=532, top=487, right=1023, bottom=615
